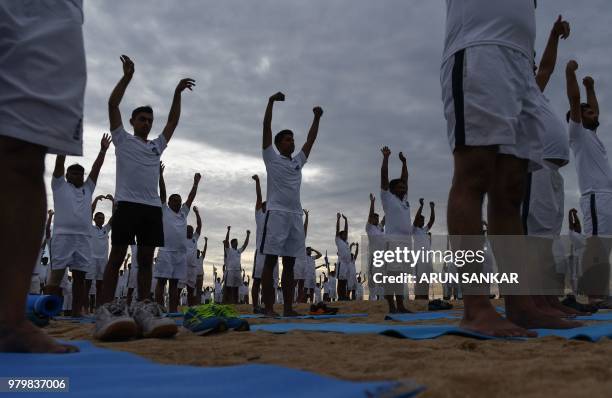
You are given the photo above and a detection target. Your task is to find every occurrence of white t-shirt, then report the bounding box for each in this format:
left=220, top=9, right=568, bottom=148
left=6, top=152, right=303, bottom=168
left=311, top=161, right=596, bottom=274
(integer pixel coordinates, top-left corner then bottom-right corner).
left=51, top=176, right=95, bottom=236
left=185, top=232, right=199, bottom=263
left=412, top=226, right=430, bottom=251
left=255, top=208, right=266, bottom=250
left=569, top=121, right=612, bottom=195
left=365, top=223, right=384, bottom=237
left=262, top=146, right=307, bottom=214
left=90, top=224, right=111, bottom=258
left=380, top=189, right=412, bottom=236
left=443, top=0, right=536, bottom=63
left=161, top=204, right=189, bottom=251
left=111, top=126, right=167, bottom=207
left=540, top=95, right=569, bottom=163
left=226, top=247, right=244, bottom=270
left=306, top=256, right=316, bottom=280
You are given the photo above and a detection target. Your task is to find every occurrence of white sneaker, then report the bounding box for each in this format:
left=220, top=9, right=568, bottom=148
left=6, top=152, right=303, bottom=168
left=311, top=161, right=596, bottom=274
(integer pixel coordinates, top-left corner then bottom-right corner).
left=130, top=300, right=178, bottom=338
left=94, top=299, right=138, bottom=341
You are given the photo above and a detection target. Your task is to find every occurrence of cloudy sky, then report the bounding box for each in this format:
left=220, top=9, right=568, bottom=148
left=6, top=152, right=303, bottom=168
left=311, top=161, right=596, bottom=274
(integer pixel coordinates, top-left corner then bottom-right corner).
left=45, top=0, right=612, bottom=284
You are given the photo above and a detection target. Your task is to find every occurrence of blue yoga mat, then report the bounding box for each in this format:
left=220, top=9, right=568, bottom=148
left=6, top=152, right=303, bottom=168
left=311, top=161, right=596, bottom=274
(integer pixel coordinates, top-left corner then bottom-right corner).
left=385, top=312, right=461, bottom=322
left=53, top=316, right=96, bottom=324
left=0, top=341, right=424, bottom=398
left=27, top=294, right=63, bottom=317
left=251, top=322, right=612, bottom=342
left=576, top=312, right=612, bottom=321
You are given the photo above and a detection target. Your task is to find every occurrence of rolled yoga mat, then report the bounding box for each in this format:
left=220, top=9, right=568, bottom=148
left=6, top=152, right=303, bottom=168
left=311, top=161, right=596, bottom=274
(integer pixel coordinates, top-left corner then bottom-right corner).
left=26, top=294, right=63, bottom=317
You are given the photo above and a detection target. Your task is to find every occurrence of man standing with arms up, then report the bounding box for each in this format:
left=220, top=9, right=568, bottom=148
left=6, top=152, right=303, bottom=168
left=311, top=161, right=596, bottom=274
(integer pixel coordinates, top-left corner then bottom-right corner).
left=96, top=55, right=195, bottom=340
left=260, top=92, right=323, bottom=317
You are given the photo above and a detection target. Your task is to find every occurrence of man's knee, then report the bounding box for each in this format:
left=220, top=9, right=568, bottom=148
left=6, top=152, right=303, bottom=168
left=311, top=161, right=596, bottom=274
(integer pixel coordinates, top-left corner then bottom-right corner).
left=452, top=148, right=496, bottom=195
left=0, top=137, right=45, bottom=180
left=491, top=156, right=528, bottom=208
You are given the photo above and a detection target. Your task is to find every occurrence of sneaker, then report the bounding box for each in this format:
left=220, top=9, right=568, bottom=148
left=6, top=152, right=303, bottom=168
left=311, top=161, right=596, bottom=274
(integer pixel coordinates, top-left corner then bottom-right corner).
left=225, top=317, right=250, bottom=331
left=130, top=300, right=178, bottom=338
left=183, top=308, right=228, bottom=336
left=94, top=299, right=138, bottom=341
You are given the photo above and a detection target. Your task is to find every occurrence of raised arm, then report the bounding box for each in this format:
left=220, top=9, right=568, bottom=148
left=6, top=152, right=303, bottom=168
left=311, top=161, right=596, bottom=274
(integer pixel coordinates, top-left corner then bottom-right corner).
left=583, top=76, right=599, bottom=117
left=566, top=60, right=582, bottom=123
left=88, top=134, right=112, bottom=184
left=354, top=243, right=359, bottom=259
left=159, top=162, right=167, bottom=204
left=92, top=195, right=105, bottom=216
left=335, top=213, right=341, bottom=236
left=162, top=78, right=196, bottom=143
left=202, top=237, right=208, bottom=258
left=414, top=198, right=425, bottom=226
left=106, top=195, right=116, bottom=226
left=194, top=206, right=202, bottom=236
left=184, top=173, right=201, bottom=208
left=224, top=226, right=231, bottom=249
left=536, top=16, right=570, bottom=92
left=342, top=214, right=348, bottom=236
left=380, top=146, right=390, bottom=190
left=427, top=201, right=436, bottom=230
left=301, top=106, right=323, bottom=158
left=108, top=55, right=134, bottom=131
left=368, top=193, right=376, bottom=220
left=303, top=209, right=309, bottom=237
left=252, top=174, right=263, bottom=210
left=263, top=92, right=285, bottom=149
left=240, top=230, right=251, bottom=252
left=311, top=248, right=323, bottom=260
left=398, top=151, right=408, bottom=187
left=53, top=155, right=65, bottom=178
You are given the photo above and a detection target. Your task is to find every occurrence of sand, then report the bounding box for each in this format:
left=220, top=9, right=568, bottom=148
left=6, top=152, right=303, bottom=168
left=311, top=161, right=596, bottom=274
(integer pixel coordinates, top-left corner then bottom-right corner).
left=45, top=300, right=612, bottom=398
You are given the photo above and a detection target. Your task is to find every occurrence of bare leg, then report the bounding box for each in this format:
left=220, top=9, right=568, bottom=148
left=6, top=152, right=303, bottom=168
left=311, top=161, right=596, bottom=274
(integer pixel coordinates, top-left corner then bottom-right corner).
left=281, top=256, right=297, bottom=315
left=489, top=155, right=581, bottom=330
left=261, top=255, right=278, bottom=315
left=71, top=270, right=86, bottom=318
left=168, top=279, right=179, bottom=313
left=297, top=279, right=305, bottom=303
left=195, top=275, right=203, bottom=305
left=95, top=280, right=103, bottom=308
left=187, top=286, right=194, bottom=306
left=251, top=278, right=261, bottom=310
left=100, top=245, right=128, bottom=305
left=0, top=137, right=76, bottom=353
left=155, top=278, right=167, bottom=306
left=136, top=246, right=155, bottom=302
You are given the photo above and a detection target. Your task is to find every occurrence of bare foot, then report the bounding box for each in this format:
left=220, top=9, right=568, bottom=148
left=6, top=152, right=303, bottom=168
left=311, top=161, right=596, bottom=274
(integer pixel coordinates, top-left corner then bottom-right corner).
left=0, top=321, right=79, bottom=353
left=545, top=296, right=587, bottom=317
left=507, top=306, right=583, bottom=330
left=532, top=296, right=568, bottom=318
left=461, top=304, right=537, bottom=337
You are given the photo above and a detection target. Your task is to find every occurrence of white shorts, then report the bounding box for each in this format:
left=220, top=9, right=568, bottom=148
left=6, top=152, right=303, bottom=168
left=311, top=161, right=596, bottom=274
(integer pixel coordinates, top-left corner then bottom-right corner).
left=0, top=0, right=85, bottom=155
left=294, top=256, right=307, bottom=280
left=225, top=269, right=242, bottom=288
left=441, top=45, right=543, bottom=170
left=154, top=249, right=187, bottom=281
left=86, top=257, right=107, bottom=281
left=127, top=269, right=138, bottom=290
left=580, top=192, right=612, bottom=236
left=304, top=278, right=315, bottom=290
left=261, top=211, right=305, bottom=258
left=180, top=265, right=197, bottom=289
left=50, top=234, right=91, bottom=272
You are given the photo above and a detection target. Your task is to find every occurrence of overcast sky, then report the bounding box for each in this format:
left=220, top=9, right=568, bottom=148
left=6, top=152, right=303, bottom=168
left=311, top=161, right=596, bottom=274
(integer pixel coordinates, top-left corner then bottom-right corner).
left=45, top=0, right=612, bottom=284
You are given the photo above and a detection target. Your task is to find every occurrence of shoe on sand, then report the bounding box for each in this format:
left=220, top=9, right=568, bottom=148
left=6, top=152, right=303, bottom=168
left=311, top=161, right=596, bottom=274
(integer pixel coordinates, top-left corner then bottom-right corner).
left=183, top=308, right=228, bottom=335
left=130, top=300, right=178, bottom=338
left=94, top=299, right=138, bottom=341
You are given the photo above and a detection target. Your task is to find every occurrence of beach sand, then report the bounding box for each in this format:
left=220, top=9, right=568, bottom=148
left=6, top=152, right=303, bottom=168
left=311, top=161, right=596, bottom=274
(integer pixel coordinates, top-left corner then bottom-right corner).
left=46, top=300, right=612, bottom=398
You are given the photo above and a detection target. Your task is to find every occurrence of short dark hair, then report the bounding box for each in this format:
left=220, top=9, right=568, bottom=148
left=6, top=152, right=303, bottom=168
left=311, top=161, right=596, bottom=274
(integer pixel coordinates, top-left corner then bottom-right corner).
left=131, top=106, right=153, bottom=119
left=67, top=164, right=84, bottom=174
left=94, top=212, right=104, bottom=218
left=566, top=103, right=590, bottom=123
left=169, top=193, right=181, bottom=202
left=389, top=178, right=403, bottom=191
left=274, top=129, right=293, bottom=146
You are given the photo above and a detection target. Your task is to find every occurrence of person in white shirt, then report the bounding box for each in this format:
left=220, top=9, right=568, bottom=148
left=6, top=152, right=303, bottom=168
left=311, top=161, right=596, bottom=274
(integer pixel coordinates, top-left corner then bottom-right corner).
left=223, top=226, right=250, bottom=304
left=47, top=135, right=111, bottom=319
left=335, top=213, right=351, bottom=301
left=195, top=236, right=207, bottom=305
left=314, top=281, right=322, bottom=304
left=567, top=61, right=612, bottom=308
left=413, top=199, right=435, bottom=301
left=251, top=174, right=280, bottom=313
left=0, top=0, right=85, bottom=353
left=156, top=166, right=201, bottom=313
left=182, top=206, right=202, bottom=306
left=440, top=0, right=553, bottom=337
left=379, top=147, right=411, bottom=314
left=365, top=193, right=384, bottom=303
left=87, top=194, right=114, bottom=309
left=294, top=209, right=310, bottom=303
left=61, top=275, right=73, bottom=316
left=304, top=247, right=323, bottom=302
left=347, top=243, right=359, bottom=300
left=355, top=273, right=365, bottom=301
left=240, top=274, right=250, bottom=305
left=214, top=274, right=223, bottom=304
left=97, top=54, right=194, bottom=341
left=260, top=91, right=323, bottom=317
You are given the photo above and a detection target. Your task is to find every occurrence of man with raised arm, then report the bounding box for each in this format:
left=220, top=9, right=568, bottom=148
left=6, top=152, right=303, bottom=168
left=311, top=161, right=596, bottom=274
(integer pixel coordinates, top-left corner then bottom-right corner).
left=567, top=61, right=612, bottom=309
left=379, top=147, right=411, bottom=313
left=335, top=213, right=351, bottom=301
left=260, top=91, right=323, bottom=317
left=224, top=226, right=250, bottom=304
left=47, top=134, right=111, bottom=319
left=96, top=55, right=195, bottom=340
left=413, top=199, right=435, bottom=301
left=294, top=209, right=310, bottom=303
left=184, top=206, right=202, bottom=306
left=88, top=194, right=115, bottom=309
left=156, top=165, right=201, bottom=315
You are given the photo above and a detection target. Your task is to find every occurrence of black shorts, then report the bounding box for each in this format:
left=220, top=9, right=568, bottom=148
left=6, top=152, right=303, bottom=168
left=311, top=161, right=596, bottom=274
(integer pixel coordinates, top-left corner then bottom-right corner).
left=111, top=201, right=164, bottom=247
